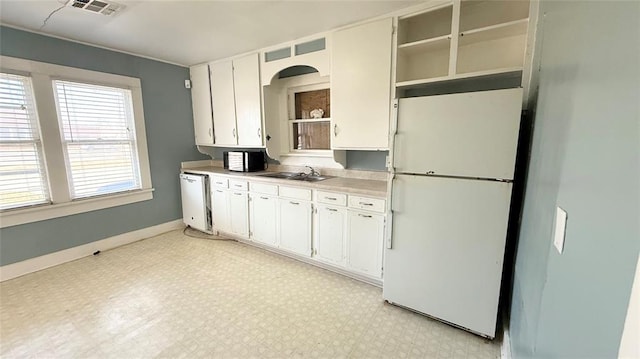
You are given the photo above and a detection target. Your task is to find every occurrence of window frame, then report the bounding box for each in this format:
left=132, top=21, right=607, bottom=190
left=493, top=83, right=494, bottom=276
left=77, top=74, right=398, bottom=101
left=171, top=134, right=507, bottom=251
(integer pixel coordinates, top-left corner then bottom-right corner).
left=53, top=79, right=142, bottom=199
left=0, top=56, right=153, bottom=228
left=0, top=72, right=51, bottom=210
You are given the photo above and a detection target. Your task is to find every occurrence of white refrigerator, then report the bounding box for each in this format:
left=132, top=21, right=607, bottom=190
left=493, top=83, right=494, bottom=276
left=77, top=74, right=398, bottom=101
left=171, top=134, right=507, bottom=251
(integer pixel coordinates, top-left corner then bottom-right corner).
left=383, top=88, right=523, bottom=338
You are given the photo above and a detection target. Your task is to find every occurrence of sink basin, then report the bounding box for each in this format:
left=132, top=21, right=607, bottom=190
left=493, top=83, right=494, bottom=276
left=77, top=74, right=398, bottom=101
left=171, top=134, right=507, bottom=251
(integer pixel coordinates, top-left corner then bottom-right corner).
left=257, top=172, right=331, bottom=182
left=297, top=176, right=330, bottom=182
left=257, top=172, right=301, bottom=179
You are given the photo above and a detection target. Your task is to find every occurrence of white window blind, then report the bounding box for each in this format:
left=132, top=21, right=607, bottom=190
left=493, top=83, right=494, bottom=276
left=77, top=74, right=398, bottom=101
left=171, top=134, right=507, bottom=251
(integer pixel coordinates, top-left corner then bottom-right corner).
left=0, top=73, right=50, bottom=210
left=54, top=80, right=141, bottom=199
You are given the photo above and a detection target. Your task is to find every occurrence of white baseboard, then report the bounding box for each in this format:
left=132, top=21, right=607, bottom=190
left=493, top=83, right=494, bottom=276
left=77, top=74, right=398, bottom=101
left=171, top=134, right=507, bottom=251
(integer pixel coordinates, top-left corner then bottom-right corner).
left=0, top=219, right=184, bottom=282
left=501, top=325, right=512, bottom=359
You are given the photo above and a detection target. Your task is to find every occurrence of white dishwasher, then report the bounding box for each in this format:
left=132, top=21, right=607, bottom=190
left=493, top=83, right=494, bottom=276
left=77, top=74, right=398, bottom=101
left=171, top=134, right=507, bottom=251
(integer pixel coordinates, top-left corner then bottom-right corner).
left=179, top=173, right=212, bottom=233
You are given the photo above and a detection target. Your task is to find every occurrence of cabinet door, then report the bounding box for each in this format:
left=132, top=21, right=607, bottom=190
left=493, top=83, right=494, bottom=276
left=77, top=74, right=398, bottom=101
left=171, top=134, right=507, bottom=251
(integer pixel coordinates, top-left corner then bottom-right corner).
left=347, top=210, right=384, bottom=278
left=278, top=199, right=312, bottom=256
left=250, top=194, right=278, bottom=247
left=212, top=188, right=230, bottom=233
left=209, top=60, right=237, bottom=145
left=317, top=205, right=347, bottom=266
left=233, top=53, right=263, bottom=147
left=189, top=64, right=214, bottom=146
left=229, top=191, right=249, bottom=237
left=332, top=17, right=393, bottom=149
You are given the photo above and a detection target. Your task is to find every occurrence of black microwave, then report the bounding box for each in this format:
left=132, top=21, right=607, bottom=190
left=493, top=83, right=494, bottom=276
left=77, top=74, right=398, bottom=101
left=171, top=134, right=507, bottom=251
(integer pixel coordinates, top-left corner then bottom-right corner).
left=223, top=151, right=266, bottom=172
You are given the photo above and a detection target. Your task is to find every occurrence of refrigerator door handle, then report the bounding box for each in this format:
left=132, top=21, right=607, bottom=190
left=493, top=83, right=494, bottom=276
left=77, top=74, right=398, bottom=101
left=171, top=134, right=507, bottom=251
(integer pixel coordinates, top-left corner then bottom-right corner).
left=388, top=99, right=399, bottom=173
left=385, top=173, right=395, bottom=249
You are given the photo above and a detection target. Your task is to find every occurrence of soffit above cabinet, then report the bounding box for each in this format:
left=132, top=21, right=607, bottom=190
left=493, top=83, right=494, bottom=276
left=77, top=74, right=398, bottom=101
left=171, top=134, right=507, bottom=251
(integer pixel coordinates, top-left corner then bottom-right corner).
left=0, top=0, right=421, bottom=66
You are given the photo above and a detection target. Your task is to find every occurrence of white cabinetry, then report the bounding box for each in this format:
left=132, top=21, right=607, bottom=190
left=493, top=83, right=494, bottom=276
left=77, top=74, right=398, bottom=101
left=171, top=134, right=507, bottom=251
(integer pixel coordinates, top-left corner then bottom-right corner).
left=229, top=190, right=249, bottom=237
left=210, top=60, right=237, bottom=145
left=316, top=205, right=347, bottom=266
left=211, top=177, right=249, bottom=238
left=211, top=187, right=230, bottom=233
left=331, top=18, right=393, bottom=150
left=278, top=186, right=312, bottom=256
left=396, top=0, right=531, bottom=88
left=189, top=64, right=214, bottom=146
left=347, top=210, right=385, bottom=278
left=249, top=182, right=279, bottom=247
left=209, top=53, right=262, bottom=146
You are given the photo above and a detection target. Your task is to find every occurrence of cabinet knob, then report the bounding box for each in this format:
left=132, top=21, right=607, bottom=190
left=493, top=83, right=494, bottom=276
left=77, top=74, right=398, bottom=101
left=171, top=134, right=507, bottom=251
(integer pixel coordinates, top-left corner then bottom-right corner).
left=232, top=128, right=236, bottom=138
left=257, top=128, right=261, bottom=138
left=334, top=124, right=338, bottom=136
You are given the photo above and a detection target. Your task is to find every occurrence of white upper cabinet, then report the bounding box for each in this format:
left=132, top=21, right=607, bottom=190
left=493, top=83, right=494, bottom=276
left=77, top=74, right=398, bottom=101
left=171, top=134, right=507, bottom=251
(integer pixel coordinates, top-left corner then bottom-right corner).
left=331, top=18, right=393, bottom=150
left=189, top=63, right=214, bottom=146
left=233, top=53, right=263, bottom=146
left=209, top=53, right=263, bottom=147
left=396, top=0, right=531, bottom=88
left=210, top=59, right=237, bottom=145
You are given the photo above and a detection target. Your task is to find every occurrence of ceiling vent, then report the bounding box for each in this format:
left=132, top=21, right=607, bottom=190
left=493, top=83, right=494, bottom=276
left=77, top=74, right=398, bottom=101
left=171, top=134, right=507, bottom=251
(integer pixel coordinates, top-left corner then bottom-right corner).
left=67, top=0, right=124, bottom=16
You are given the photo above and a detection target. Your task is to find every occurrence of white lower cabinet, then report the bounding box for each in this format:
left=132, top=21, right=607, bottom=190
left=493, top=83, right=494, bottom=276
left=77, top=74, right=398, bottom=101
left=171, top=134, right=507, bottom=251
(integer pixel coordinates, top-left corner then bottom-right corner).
left=316, top=204, right=347, bottom=266
left=346, top=210, right=385, bottom=278
left=229, top=190, right=249, bottom=237
left=249, top=193, right=278, bottom=246
left=211, top=176, right=385, bottom=281
left=279, top=198, right=312, bottom=257
left=212, top=178, right=249, bottom=238
left=212, top=188, right=230, bottom=233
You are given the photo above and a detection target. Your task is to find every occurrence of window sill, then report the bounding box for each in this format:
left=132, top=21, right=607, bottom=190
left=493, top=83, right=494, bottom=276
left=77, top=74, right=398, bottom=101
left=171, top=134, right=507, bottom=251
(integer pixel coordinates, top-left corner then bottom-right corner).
left=0, top=189, right=154, bottom=229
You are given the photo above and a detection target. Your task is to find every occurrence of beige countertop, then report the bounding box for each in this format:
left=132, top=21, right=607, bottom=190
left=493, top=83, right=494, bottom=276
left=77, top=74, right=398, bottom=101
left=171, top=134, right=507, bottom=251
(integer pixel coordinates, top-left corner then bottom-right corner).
left=182, top=166, right=389, bottom=198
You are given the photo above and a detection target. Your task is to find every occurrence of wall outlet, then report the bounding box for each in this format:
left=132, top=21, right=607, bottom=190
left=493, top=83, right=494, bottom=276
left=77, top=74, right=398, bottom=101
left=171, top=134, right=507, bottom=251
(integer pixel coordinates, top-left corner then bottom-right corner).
left=184, top=79, right=191, bottom=89
left=553, top=206, right=568, bottom=254
left=385, top=155, right=391, bottom=169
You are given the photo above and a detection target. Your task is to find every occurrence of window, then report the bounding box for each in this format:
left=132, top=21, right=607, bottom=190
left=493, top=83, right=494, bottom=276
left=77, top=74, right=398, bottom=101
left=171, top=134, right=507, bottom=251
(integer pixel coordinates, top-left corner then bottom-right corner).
left=0, top=55, right=153, bottom=228
left=54, top=80, right=141, bottom=199
left=0, top=73, right=50, bottom=210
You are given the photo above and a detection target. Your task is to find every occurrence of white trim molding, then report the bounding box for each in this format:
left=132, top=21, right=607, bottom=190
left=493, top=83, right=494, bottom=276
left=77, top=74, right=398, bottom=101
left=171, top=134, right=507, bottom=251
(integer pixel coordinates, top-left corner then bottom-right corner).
left=1, top=189, right=154, bottom=228
left=0, top=219, right=184, bottom=282
left=501, top=325, right=512, bottom=359
left=619, top=255, right=640, bottom=359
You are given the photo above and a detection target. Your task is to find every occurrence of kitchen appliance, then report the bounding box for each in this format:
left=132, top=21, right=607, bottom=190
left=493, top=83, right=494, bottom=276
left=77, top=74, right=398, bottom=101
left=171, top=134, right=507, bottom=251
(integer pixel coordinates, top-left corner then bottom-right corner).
left=383, top=88, right=523, bottom=339
left=180, top=173, right=212, bottom=233
left=224, top=151, right=266, bottom=172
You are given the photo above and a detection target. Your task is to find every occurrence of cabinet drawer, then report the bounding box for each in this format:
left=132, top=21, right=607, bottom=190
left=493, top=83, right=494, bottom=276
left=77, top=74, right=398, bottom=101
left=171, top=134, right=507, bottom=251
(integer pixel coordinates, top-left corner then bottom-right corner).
left=229, top=179, right=248, bottom=191
left=317, top=191, right=347, bottom=206
left=250, top=182, right=278, bottom=196
left=348, top=195, right=386, bottom=213
left=211, top=176, right=229, bottom=188
left=279, top=186, right=312, bottom=201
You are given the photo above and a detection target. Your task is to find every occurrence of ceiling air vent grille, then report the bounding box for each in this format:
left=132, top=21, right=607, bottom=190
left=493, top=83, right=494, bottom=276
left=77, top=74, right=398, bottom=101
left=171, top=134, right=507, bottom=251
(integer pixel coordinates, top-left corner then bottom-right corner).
left=68, top=0, right=123, bottom=16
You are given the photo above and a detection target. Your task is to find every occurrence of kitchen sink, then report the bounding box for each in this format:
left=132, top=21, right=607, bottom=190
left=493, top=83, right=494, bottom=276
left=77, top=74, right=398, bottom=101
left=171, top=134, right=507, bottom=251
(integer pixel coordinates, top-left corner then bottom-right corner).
left=257, top=172, right=301, bottom=179
left=257, top=172, right=332, bottom=182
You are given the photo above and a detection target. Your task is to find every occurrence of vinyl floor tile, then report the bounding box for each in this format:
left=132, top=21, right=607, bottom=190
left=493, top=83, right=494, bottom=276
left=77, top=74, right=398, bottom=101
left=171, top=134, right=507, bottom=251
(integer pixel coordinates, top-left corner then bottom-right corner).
left=0, top=229, right=501, bottom=358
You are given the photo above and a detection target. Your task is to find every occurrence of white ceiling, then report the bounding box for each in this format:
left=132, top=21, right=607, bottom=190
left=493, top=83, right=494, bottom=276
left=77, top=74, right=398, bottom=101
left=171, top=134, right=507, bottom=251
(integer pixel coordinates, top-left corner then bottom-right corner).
left=0, top=0, right=422, bottom=66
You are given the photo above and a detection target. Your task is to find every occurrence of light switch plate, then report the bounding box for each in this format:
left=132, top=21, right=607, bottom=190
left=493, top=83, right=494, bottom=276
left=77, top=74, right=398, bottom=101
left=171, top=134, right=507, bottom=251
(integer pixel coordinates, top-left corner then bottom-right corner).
left=554, top=206, right=568, bottom=254
left=184, top=79, right=191, bottom=89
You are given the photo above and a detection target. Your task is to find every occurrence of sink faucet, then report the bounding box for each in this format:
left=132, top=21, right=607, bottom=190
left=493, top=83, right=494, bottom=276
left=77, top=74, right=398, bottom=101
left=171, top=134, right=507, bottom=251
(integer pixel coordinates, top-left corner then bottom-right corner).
left=305, top=166, right=320, bottom=177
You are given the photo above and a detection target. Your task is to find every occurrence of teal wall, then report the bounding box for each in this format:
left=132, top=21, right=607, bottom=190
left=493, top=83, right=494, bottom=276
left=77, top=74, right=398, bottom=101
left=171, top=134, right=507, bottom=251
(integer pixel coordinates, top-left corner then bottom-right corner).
left=0, top=26, right=208, bottom=265
left=509, top=1, right=640, bottom=357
